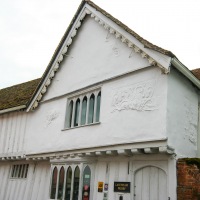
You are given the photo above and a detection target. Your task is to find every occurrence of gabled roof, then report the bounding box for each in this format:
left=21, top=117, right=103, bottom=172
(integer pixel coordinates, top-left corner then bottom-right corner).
left=86, top=0, right=175, bottom=57
left=26, top=0, right=175, bottom=111
left=0, top=78, right=41, bottom=112
left=36, top=0, right=174, bottom=92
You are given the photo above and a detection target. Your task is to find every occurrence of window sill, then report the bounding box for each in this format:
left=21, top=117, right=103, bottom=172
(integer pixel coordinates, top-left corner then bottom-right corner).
left=62, top=122, right=100, bottom=131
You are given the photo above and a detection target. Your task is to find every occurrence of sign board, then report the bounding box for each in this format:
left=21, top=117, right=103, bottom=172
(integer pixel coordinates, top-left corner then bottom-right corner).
left=103, top=192, right=108, bottom=200
left=104, top=183, right=108, bottom=191
left=114, top=182, right=130, bottom=193
left=98, top=182, right=103, bottom=192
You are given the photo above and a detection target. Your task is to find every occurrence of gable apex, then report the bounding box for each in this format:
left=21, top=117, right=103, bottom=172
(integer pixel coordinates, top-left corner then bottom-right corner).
left=26, top=0, right=174, bottom=112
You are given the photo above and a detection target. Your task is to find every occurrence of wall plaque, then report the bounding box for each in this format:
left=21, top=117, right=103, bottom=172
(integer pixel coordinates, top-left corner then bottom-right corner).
left=98, top=182, right=104, bottom=192
left=114, top=182, right=130, bottom=193
left=104, top=183, right=108, bottom=191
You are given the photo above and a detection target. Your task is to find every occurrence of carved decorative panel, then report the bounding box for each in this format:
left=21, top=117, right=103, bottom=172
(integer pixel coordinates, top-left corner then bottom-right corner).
left=111, top=79, right=159, bottom=112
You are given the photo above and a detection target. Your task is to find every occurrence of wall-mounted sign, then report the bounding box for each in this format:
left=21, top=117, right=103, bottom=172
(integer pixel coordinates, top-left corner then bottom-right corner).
left=103, top=192, right=108, bottom=200
left=104, top=183, right=108, bottom=191
left=114, top=182, right=130, bottom=193
left=98, top=182, right=104, bottom=192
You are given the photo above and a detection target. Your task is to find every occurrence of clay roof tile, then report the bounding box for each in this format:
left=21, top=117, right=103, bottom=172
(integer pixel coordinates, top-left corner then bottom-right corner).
left=0, top=78, right=41, bottom=111
left=191, top=68, right=200, bottom=80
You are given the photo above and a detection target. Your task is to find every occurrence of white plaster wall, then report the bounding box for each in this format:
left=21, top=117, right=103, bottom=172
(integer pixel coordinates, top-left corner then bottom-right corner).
left=0, top=112, right=27, bottom=156
left=24, top=14, right=169, bottom=154
left=26, top=66, right=167, bottom=154
left=167, top=67, right=199, bottom=157
left=43, top=16, right=150, bottom=101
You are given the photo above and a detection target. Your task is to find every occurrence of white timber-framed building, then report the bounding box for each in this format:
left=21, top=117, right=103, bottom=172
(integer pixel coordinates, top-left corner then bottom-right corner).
left=0, top=1, right=200, bottom=200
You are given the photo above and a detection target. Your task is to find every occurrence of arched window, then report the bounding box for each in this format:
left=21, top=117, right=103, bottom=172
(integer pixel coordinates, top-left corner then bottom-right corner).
left=81, top=96, right=87, bottom=125
left=82, top=166, right=91, bottom=200
left=88, top=94, right=95, bottom=124
left=50, top=167, right=58, bottom=199
left=66, top=101, right=73, bottom=128
left=73, top=166, right=80, bottom=200
left=74, top=99, right=80, bottom=127
left=65, top=89, right=101, bottom=128
left=65, top=166, right=72, bottom=200
left=58, top=167, right=65, bottom=199
left=96, top=92, right=101, bottom=122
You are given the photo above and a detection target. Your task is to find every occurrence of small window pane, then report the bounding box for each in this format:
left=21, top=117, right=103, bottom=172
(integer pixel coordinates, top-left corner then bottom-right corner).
left=96, top=92, right=101, bottom=122
left=81, top=96, right=87, bottom=125
left=50, top=167, right=58, bottom=199
left=88, top=94, right=95, bottom=124
left=74, top=99, right=80, bottom=127
left=73, top=166, right=80, bottom=200
left=82, top=166, right=91, bottom=200
left=14, top=165, right=19, bottom=177
left=10, top=164, right=29, bottom=179
left=66, top=101, right=73, bottom=128
left=24, top=164, right=29, bottom=178
left=18, top=165, right=22, bottom=177
left=58, top=167, right=65, bottom=199
left=65, top=167, right=72, bottom=200
left=21, top=165, right=25, bottom=178
left=11, top=165, right=16, bottom=177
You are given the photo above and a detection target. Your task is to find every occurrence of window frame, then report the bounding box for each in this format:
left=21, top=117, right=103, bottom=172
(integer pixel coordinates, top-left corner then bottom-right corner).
left=10, top=164, right=29, bottom=179
left=64, top=87, right=101, bottom=130
left=50, top=164, right=93, bottom=200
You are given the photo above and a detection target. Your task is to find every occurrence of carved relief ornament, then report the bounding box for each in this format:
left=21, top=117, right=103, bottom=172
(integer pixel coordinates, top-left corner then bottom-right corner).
left=184, top=99, right=197, bottom=145
left=111, top=79, right=159, bottom=112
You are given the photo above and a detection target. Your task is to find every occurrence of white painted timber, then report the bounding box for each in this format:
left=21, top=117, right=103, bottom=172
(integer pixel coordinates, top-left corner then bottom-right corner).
left=134, top=166, right=167, bottom=200
left=0, top=161, right=50, bottom=200
left=0, top=112, right=27, bottom=156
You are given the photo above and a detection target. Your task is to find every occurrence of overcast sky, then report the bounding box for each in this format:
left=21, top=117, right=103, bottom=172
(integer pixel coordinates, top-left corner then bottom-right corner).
left=0, top=0, right=200, bottom=89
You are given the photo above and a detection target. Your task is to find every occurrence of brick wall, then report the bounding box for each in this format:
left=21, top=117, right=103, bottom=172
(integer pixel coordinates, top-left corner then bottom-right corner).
left=177, top=158, right=200, bottom=200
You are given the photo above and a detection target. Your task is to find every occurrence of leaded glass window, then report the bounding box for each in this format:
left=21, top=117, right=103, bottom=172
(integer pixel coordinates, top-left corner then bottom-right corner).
left=58, top=167, right=65, bottom=199
left=88, top=94, right=95, bottom=124
left=50, top=167, right=58, bottom=199
left=74, top=99, right=80, bottom=127
left=82, top=166, right=91, bottom=200
left=65, top=89, right=101, bottom=129
left=81, top=96, right=87, bottom=125
left=73, top=166, right=80, bottom=200
left=65, top=166, right=72, bottom=200
left=66, top=101, right=73, bottom=128
left=96, top=92, right=101, bottom=122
